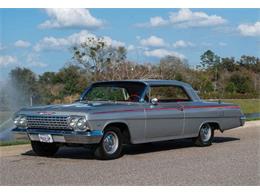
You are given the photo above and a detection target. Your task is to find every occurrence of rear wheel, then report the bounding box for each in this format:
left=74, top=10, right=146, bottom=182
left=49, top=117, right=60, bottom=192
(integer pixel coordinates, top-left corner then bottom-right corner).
left=31, top=141, right=59, bottom=156
left=193, top=123, right=214, bottom=146
left=94, top=126, right=123, bottom=160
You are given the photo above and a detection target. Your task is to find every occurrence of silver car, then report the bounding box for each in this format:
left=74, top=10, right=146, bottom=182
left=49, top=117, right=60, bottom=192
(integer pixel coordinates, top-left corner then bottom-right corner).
left=12, top=80, right=245, bottom=159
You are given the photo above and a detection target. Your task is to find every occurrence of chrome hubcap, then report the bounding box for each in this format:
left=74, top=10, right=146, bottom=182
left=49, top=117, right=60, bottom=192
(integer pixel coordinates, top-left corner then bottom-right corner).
left=103, top=131, right=119, bottom=154
left=200, top=124, right=212, bottom=142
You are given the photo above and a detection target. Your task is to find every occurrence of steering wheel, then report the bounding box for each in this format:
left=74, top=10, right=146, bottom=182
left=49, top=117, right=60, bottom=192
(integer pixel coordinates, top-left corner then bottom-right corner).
left=128, top=94, right=141, bottom=102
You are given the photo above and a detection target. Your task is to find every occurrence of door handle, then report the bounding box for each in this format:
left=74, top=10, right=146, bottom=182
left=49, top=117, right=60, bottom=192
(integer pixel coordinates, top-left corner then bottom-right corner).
left=176, top=104, right=184, bottom=111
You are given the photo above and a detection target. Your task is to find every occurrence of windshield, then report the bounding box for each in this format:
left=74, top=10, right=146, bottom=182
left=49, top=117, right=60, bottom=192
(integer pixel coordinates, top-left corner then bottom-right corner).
left=82, top=82, right=146, bottom=102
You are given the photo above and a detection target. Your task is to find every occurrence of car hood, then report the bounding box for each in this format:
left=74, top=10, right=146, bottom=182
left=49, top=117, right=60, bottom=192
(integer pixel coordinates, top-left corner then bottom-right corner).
left=17, top=101, right=141, bottom=115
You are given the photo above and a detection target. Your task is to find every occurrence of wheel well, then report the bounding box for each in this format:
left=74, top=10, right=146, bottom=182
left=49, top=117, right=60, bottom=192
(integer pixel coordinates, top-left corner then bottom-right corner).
left=104, top=122, right=131, bottom=144
left=208, top=122, right=221, bottom=131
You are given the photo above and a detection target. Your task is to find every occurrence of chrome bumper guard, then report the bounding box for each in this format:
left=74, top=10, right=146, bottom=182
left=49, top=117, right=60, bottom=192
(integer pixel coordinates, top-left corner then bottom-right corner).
left=240, top=115, right=246, bottom=126
left=12, top=128, right=103, bottom=144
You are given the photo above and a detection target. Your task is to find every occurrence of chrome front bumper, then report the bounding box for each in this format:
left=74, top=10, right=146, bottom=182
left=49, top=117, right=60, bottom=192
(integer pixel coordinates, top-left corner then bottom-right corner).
left=12, top=128, right=103, bottom=144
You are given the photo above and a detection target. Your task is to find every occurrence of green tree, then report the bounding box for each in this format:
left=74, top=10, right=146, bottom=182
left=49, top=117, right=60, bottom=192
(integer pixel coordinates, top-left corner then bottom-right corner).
left=199, top=50, right=221, bottom=92
left=220, top=57, right=237, bottom=72
left=225, top=82, right=236, bottom=93
left=199, top=50, right=220, bottom=70
left=228, top=73, right=253, bottom=94
left=38, top=72, right=58, bottom=104
left=56, top=65, right=88, bottom=96
left=39, top=72, right=57, bottom=85
left=238, top=55, right=260, bottom=73
left=158, top=55, right=188, bottom=80
left=72, top=37, right=127, bottom=81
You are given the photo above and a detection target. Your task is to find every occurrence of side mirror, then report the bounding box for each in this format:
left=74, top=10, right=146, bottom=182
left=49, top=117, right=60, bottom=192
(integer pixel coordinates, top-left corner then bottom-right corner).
left=151, top=98, right=158, bottom=105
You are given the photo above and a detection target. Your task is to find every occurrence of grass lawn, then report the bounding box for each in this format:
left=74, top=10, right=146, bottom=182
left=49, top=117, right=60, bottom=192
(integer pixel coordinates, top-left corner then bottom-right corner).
left=221, top=99, right=260, bottom=114
left=208, top=99, right=260, bottom=114
left=0, top=140, right=30, bottom=146
left=246, top=117, right=260, bottom=121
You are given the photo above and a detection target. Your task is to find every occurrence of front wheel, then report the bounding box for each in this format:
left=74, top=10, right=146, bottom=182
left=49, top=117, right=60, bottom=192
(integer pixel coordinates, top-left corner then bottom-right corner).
left=31, top=141, right=59, bottom=156
left=193, top=123, right=214, bottom=147
left=94, top=127, right=123, bottom=160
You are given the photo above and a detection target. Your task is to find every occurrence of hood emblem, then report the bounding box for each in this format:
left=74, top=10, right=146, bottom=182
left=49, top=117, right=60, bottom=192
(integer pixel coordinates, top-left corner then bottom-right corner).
left=37, top=111, right=56, bottom=115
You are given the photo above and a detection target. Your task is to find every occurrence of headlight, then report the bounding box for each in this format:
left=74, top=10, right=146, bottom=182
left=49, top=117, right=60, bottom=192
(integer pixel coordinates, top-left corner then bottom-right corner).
left=13, top=115, right=27, bottom=128
left=68, top=117, right=78, bottom=129
left=76, top=117, right=88, bottom=131
left=68, top=116, right=89, bottom=131
left=14, top=116, right=21, bottom=126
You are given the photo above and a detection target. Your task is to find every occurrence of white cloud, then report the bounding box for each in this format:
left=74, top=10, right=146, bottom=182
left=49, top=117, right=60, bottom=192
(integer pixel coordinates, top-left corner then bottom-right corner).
left=127, top=44, right=135, bottom=51
left=140, top=36, right=166, bottom=47
left=34, top=30, right=125, bottom=52
left=149, top=16, right=168, bottom=27
left=34, top=37, right=69, bottom=51
left=137, top=9, right=226, bottom=28
left=173, top=40, right=194, bottom=48
left=238, top=21, right=260, bottom=37
left=144, top=49, right=185, bottom=59
left=102, top=36, right=125, bottom=48
left=169, top=9, right=226, bottom=28
left=14, top=40, right=31, bottom=48
left=39, top=9, right=103, bottom=29
left=0, top=55, right=17, bottom=68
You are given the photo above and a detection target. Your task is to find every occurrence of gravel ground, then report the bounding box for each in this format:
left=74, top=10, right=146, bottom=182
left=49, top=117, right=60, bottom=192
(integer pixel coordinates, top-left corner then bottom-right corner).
left=0, top=121, right=259, bottom=186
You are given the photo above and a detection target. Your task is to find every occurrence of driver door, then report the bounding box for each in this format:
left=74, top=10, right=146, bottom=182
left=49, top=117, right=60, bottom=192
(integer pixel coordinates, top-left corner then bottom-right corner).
left=144, top=85, right=188, bottom=140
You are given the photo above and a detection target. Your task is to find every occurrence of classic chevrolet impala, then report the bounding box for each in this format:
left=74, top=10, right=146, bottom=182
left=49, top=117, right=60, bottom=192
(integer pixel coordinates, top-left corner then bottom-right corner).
left=12, top=80, right=245, bottom=159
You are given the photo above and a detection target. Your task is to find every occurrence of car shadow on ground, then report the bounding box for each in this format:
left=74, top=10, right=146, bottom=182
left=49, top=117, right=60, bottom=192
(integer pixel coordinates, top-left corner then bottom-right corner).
left=124, top=136, right=240, bottom=155
left=21, top=136, right=240, bottom=160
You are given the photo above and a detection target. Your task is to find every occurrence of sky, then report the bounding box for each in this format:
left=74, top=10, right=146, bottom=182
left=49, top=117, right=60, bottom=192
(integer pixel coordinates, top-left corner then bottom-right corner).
left=0, top=8, right=259, bottom=81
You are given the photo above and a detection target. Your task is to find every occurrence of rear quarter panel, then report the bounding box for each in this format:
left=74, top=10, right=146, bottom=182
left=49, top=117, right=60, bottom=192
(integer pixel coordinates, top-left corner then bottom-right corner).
left=182, top=102, right=243, bottom=137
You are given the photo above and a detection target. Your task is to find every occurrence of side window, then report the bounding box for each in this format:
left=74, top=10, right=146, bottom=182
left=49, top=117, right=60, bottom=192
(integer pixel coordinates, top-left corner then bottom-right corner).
left=150, top=85, right=190, bottom=102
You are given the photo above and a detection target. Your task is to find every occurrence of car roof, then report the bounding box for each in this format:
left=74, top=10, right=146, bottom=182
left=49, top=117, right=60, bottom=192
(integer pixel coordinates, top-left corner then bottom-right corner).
left=93, top=79, right=192, bottom=88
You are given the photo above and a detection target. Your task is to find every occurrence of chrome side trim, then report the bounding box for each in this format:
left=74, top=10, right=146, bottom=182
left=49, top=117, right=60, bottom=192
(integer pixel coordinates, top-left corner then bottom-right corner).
left=12, top=128, right=103, bottom=144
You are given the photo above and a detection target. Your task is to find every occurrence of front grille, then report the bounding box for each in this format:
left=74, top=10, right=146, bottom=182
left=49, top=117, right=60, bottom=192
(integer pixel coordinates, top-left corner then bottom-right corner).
left=27, top=115, right=70, bottom=130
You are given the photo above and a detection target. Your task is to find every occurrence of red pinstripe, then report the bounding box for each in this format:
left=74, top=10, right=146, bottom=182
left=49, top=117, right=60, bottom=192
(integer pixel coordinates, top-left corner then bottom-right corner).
left=93, top=105, right=240, bottom=115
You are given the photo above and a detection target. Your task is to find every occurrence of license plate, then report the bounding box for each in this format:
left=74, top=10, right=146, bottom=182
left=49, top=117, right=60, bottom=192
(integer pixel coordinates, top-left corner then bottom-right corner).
left=38, top=134, right=53, bottom=143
